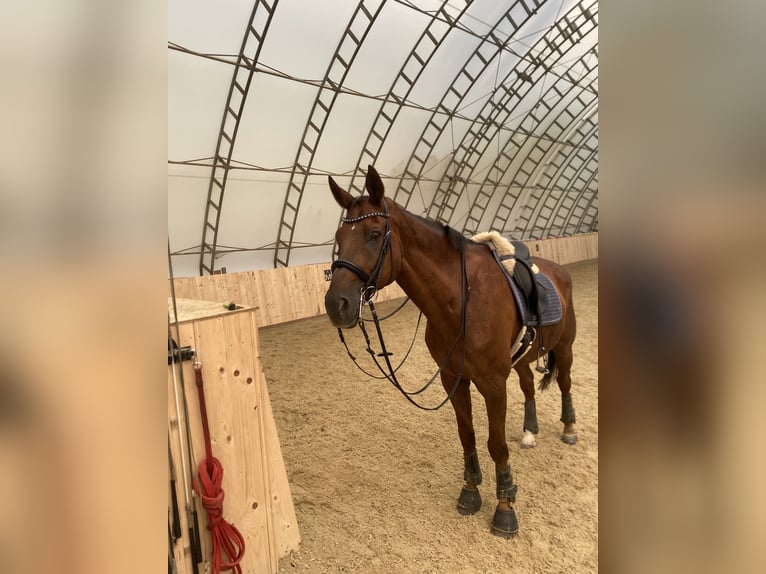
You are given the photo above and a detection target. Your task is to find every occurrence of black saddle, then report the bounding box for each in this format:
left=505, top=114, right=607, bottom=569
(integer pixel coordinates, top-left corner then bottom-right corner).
left=486, top=240, right=562, bottom=327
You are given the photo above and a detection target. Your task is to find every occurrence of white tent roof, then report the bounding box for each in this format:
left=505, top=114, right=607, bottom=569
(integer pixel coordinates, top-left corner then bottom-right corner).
left=168, top=0, right=598, bottom=276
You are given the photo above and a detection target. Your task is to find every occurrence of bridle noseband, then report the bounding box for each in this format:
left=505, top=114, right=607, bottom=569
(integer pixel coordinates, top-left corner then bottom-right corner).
left=330, top=201, right=392, bottom=302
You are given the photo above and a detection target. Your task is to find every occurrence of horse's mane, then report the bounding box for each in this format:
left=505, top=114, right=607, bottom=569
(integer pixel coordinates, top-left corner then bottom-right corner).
left=405, top=210, right=468, bottom=254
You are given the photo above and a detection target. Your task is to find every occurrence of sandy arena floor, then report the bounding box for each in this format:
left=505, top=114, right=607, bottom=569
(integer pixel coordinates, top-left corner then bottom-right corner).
left=260, top=259, right=598, bottom=574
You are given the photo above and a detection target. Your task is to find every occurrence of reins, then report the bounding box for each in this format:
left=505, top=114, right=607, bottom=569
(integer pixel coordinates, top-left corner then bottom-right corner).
left=335, top=225, right=470, bottom=411
left=336, top=299, right=422, bottom=380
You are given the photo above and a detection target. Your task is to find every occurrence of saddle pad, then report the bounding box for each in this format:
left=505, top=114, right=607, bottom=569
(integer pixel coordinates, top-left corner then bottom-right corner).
left=507, top=271, right=563, bottom=327
left=480, top=237, right=563, bottom=327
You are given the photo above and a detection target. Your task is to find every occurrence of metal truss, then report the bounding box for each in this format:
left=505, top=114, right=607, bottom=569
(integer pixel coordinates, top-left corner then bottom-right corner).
left=491, top=95, right=598, bottom=237
left=503, top=114, right=598, bottom=239
left=537, top=124, right=599, bottom=237
left=273, top=0, right=386, bottom=268
left=344, top=0, right=473, bottom=197
left=187, top=0, right=598, bottom=271
left=198, top=0, right=278, bottom=276
left=454, top=46, right=599, bottom=236
left=552, top=153, right=599, bottom=236
left=326, top=0, right=475, bottom=260
left=389, top=0, right=549, bottom=208
left=428, top=1, right=599, bottom=229
left=461, top=97, right=598, bottom=238
left=574, top=184, right=598, bottom=234
left=521, top=126, right=598, bottom=238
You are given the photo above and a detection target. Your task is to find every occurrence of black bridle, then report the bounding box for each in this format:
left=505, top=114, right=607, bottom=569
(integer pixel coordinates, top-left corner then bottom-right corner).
left=331, top=202, right=470, bottom=411
left=330, top=200, right=392, bottom=302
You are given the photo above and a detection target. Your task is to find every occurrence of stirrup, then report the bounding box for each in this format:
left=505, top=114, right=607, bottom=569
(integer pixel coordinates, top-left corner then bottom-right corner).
left=535, top=347, right=549, bottom=374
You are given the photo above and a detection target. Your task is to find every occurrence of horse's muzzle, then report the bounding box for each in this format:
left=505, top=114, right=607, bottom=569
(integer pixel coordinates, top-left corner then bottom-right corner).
left=324, top=290, right=359, bottom=329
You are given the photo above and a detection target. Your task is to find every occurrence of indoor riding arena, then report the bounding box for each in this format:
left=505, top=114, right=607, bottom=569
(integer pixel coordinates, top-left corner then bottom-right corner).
left=168, top=2, right=598, bottom=573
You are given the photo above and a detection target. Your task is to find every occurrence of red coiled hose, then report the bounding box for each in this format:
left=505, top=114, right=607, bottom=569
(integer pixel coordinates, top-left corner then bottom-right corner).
left=193, top=363, right=245, bottom=573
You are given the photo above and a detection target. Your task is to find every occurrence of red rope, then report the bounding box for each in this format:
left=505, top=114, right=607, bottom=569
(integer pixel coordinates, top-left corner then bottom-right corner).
left=193, top=363, right=245, bottom=573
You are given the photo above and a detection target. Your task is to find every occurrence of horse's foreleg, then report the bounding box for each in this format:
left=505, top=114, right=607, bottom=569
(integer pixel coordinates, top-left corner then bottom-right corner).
left=514, top=362, right=538, bottom=448
left=444, top=377, right=482, bottom=515
left=480, top=383, right=519, bottom=538
left=458, top=449, right=482, bottom=515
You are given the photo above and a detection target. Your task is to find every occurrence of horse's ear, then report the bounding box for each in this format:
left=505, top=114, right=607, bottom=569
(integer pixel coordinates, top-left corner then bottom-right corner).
left=328, top=176, right=354, bottom=210
left=365, top=165, right=385, bottom=206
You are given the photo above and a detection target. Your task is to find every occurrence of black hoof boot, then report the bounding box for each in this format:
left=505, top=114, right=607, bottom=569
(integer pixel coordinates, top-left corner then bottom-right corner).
left=561, top=433, right=578, bottom=445
left=491, top=465, right=519, bottom=537
left=457, top=486, right=482, bottom=515
left=491, top=506, right=519, bottom=538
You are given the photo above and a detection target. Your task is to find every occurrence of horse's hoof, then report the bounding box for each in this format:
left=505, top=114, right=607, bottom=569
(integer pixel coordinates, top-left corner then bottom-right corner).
left=561, top=433, right=578, bottom=445
left=520, top=430, right=537, bottom=449
left=457, top=486, right=482, bottom=515
left=490, top=506, right=519, bottom=538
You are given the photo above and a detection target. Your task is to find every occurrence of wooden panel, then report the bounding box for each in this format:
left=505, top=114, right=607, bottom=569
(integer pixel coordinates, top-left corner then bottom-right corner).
left=168, top=297, right=253, bottom=324
left=527, top=232, right=598, bottom=265
left=171, top=263, right=405, bottom=327
left=168, top=309, right=300, bottom=574
left=258, top=360, right=302, bottom=556
left=194, top=311, right=277, bottom=574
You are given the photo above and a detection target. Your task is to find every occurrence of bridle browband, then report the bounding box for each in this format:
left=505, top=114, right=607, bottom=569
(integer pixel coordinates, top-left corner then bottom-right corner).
left=331, top=200, right=470, bottom=411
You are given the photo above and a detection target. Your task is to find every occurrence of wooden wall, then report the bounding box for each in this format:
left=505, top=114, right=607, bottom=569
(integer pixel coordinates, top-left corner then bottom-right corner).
left=170, top=263, right=406, bottom=327
left=525, top=232, right=598, bottom=266
left=168, top=301, right=300, bottom=574
left=171, top=233, right=597, bottom=328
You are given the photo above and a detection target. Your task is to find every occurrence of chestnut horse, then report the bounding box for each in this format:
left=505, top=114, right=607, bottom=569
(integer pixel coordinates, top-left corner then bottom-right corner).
left=324, top=166, right=577, bottom=537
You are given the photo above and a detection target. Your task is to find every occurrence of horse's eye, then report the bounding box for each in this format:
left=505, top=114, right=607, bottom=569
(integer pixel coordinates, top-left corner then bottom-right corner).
left=369, top=230, right=381, bottom=242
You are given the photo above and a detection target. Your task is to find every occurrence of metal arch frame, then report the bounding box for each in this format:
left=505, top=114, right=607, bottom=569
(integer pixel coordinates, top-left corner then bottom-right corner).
left=586, top=210, right=599, bottom=233
left=481, top=87, right=596, bottom=237
left=325, top=0, right=474, bottom=260
left=504, top=113, right=598, bottom=239
left=525, top=129, right=598, bottom=238
left=502, top=112, right=598, bottom=239
left=573, top=173, right=599, bottom=234
left=273, top=0, right=387, bottom=268
left=189, top=0, right=599, bottom=271
left=540, top=124, right=598, bottom=237
left=394, top=0, right=596, bottom=90
left=389, top=0, right=549, bottom=208
left=429, top=0, right=599, bottom=227
left=553, top=153, right=599, bottom=236
left=458, top=66, right=598, bottom=236
left=431, top=63, right=598, bottom=229
left=343, top=0, right=473, bottom=198
left=329, top=0, right=549, bottom=259
left=449, top=45, right=599, bottom=236
left=483, top=55, right=598, bottom=233
left=198, top=0, right=279, bottom=276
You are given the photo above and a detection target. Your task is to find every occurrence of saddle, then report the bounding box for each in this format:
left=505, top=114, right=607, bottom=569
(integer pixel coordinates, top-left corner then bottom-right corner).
left=471, top=231, right=562, bottom=328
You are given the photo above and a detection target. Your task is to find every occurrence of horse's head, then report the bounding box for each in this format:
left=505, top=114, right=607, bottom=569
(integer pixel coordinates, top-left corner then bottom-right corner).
left=324, top=165, right=402, bottom=329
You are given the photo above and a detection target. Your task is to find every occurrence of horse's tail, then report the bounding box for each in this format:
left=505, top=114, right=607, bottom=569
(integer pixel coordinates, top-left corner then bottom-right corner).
left=537, top=350, right=558, bottom=391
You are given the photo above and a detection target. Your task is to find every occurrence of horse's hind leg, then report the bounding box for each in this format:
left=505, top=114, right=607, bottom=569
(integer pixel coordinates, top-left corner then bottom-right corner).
left=554, top=342, right=578, bottom=445
left=514, top=361, right=538, bottom=448
left=444, top=376, right=483, bottom=515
